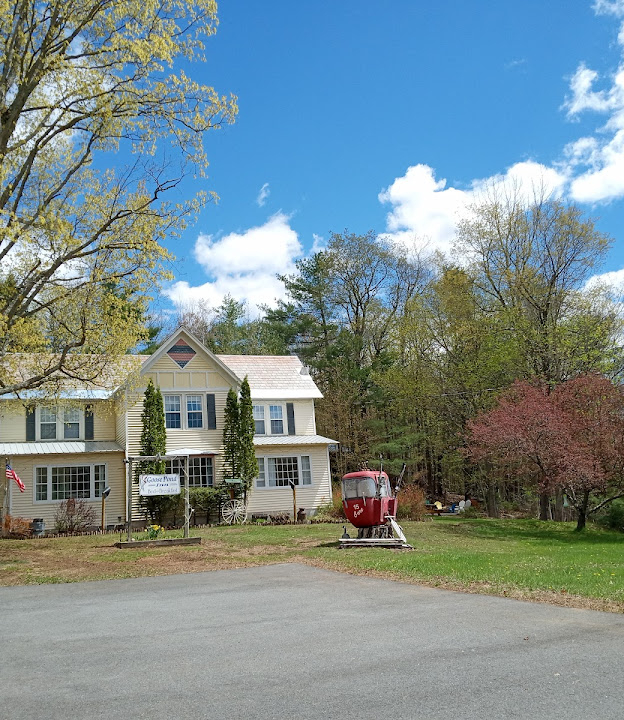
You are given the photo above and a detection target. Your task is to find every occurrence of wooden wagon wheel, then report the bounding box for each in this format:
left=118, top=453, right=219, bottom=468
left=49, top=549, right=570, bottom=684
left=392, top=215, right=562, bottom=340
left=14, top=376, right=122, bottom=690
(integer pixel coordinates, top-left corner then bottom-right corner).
left=221, top=498, right=247, bottom=524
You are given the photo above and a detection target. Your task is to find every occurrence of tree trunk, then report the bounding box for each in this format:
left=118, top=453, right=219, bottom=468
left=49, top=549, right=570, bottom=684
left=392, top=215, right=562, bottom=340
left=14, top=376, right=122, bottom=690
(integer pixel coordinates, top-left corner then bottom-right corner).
left=575, top=491, right=590, bottom=532
left=486, top=481, right=500, bottom=518
left=553, top=489, right=564, bottom=522
left=539, top=491, right=551, bottom=521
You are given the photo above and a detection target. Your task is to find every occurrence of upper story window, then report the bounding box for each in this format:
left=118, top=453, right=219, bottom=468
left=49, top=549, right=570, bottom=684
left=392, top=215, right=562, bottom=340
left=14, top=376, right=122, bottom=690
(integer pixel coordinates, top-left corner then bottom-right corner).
left=253, top=402, right=295, bottom=436
left=186, top=395, right=203, bottom=429
left=253, top=405, right=265, bottom=434
left=164, top=395, right=181, bottom=429
left=164, top=394, right=213, bottom=430
left=64, top=407, right=81, bottom=439
left=35, top=407, right=86, bottom=441
left=40, top=407, right=57, bottom=439
left=269, top=405, right=284, bottom=434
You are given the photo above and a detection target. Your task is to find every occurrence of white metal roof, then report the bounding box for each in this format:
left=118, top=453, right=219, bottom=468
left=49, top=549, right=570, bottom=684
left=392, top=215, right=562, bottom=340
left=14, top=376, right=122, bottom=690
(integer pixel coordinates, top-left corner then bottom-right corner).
left=253, top=434, right=338, bottom=446
left=164, top=448, right=221, bottom=456
left=0, top=441, right=124, bottom=456
left=0, top=389, right=115, bottom=401
left=218, top=355, right=323, bottom=399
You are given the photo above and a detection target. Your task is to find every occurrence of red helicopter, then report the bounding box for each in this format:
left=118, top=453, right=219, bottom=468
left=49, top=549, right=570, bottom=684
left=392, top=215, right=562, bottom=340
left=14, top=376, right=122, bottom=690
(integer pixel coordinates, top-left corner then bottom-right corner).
left=340, top=462, right=412, bottom=548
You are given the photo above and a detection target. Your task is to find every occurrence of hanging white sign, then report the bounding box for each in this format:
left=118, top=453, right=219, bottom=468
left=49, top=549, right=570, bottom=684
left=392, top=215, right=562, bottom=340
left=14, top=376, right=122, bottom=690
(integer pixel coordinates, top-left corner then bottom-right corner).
left=139, top=474, right=181, bottom=496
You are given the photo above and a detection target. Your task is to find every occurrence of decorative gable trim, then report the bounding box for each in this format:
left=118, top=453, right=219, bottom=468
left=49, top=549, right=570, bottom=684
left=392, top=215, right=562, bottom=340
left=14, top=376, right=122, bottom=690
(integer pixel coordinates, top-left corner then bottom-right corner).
left=139, top=328, right=242, bottom=387
left=167, top=339, right=197, bottom=368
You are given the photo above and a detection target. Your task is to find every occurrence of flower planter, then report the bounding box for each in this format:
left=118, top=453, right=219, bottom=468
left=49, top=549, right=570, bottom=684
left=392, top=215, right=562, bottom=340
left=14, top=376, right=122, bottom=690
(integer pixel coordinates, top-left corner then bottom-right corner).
left=114, top=537, right=202, bottom=548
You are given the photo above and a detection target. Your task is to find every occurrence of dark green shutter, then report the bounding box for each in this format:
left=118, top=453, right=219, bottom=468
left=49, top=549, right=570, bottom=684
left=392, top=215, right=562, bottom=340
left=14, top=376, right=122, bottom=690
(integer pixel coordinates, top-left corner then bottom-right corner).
left=286, top=402, right=295, bottom=435
left=207, top=394, right=217, bottom=430
left=85, top=405, right=94, bottom=440
left=26, top=406, right=35, bottom=441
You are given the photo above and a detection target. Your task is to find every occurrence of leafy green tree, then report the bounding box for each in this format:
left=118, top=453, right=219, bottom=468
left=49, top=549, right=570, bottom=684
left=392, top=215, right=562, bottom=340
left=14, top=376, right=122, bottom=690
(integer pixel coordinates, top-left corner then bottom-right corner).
left=0, top=0, right=237, bottom=397
left=138, top=379, right=171, bottom=523
left=456, top=186, right=620, bottom=517
left=455, top=188, right=616, bottom=383
left=271, top=231, right=429, bottom=478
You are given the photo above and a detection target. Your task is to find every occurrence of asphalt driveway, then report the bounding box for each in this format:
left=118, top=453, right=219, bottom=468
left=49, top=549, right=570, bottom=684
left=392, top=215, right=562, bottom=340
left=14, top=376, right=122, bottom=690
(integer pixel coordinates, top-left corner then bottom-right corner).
left=1, top=563, right=623, bottom=720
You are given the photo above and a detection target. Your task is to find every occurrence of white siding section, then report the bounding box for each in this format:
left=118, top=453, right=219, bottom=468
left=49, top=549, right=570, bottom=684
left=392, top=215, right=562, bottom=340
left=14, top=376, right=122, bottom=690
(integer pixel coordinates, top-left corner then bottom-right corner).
left=292, top=400, right=316, bottom=435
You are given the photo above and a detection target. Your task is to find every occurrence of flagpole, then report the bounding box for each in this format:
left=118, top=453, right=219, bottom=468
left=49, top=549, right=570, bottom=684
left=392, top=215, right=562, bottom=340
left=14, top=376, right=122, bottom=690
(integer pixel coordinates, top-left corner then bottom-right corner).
left=2, top=456, right=10, bottom=535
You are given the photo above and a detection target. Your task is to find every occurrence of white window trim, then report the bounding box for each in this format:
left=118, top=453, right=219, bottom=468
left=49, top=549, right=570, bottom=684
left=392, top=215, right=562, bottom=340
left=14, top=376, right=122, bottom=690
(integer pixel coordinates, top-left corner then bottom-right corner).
left=255, top=455, right=312, bottom=489
left=164, top=393, right=205, bottom=431
left=33, top=462, right=107, bottom=504
left=253, top=403, right=287, bottom=436
left=36, top=407, right=85, bottom=442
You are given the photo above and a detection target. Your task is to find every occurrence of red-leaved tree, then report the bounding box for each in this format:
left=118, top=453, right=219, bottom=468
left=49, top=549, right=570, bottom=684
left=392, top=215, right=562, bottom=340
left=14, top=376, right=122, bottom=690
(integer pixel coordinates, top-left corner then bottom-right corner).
left=465, top=376, right=624, bottom=530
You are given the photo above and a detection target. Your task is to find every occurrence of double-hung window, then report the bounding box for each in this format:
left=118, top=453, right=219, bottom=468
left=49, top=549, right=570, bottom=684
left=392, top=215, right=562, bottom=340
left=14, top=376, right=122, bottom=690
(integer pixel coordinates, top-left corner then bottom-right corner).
left=253, top=405, right=265, bottom=434
left=36, top=407, right=84, bottom=441
left=269, top=405, right=284, bottom=434
left=164, top=394, right=206, bottom=430
left=35, top=463, right=107, bottom=502
left=255, top=455, right=312, bottom=488
left=186, top=395, right=203, bottom=428
left=253, top=404, right=289, bottom=436
left=63, top=408, right=80, bottom=439
left=164, top=395, right=182, bottom=429
left=40, top=408, right=57, bottom=439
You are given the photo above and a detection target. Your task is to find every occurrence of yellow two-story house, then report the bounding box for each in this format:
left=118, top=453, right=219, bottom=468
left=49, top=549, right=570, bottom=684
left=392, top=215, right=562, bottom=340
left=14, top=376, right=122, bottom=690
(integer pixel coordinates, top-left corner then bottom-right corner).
left=0, top=328, right=337, bottom=530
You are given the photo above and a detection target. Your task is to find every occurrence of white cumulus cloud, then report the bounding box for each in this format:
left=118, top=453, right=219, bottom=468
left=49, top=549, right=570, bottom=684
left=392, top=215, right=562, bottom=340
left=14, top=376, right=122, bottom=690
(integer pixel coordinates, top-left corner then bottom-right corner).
left=585, top=267, right=624, bottom=294
left=379, top=162, right=566, bottom=256
left=165, top=212, right=303, bottom=315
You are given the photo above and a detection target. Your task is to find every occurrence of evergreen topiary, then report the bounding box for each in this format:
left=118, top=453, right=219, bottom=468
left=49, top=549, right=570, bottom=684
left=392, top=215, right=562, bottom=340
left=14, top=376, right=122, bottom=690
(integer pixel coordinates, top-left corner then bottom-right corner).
left=139, top=379, right=172, bottom=523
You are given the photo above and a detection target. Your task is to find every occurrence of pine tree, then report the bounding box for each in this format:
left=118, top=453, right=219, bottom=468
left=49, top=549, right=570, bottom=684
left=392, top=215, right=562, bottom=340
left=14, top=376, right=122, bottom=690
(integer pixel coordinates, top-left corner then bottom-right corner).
left=239, top=376, right=258, bottom=493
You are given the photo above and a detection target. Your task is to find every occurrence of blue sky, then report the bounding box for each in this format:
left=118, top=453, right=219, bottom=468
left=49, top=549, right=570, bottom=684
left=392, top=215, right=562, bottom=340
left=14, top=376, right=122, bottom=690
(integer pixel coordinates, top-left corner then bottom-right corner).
left=160, top=0, right=624, bottom=316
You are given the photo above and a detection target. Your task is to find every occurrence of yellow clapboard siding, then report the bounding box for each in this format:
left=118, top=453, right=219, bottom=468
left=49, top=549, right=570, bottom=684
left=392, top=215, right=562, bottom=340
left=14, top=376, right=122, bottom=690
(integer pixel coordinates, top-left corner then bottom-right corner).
left=8, top=452, right=126, bottom=529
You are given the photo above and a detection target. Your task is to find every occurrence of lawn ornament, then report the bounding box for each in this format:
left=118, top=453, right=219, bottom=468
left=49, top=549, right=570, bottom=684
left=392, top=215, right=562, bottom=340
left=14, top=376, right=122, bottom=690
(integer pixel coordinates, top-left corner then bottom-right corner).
left=339, top=463, right=412, bottom=549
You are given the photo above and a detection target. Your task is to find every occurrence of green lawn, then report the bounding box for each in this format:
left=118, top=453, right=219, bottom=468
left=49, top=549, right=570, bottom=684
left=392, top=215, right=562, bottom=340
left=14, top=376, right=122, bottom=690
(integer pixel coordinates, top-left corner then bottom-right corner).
left=1, top=518, right=622, bottom=612
left=309, top=519, right=624, bottom=606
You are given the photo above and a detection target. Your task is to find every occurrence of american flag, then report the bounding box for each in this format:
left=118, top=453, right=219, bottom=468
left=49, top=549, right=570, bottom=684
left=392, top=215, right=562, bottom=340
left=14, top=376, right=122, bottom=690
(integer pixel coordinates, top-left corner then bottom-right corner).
left=6, top=463, right=25, bottom=493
